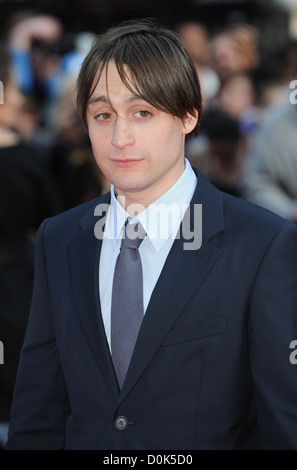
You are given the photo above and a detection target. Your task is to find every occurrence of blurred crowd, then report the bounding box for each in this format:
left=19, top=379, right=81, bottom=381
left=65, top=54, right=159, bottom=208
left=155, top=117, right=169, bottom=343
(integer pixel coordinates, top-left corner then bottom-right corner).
left=180, top=20, right=297, bottom=218
left=0, top=10, right=297, bottom=447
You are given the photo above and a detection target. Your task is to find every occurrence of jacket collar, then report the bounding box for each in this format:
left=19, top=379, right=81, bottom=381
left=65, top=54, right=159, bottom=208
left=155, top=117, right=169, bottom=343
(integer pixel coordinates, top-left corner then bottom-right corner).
left=78, top=168, right=224, bottom=241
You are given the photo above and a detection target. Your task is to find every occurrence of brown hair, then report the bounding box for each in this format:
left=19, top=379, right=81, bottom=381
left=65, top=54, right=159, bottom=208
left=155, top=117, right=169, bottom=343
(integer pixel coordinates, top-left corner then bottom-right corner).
left=77, top=18, right=202, bottom=136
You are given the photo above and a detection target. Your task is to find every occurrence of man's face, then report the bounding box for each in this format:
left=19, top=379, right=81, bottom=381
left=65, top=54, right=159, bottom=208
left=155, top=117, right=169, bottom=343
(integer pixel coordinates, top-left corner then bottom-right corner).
left=86, top=61, right=197, bottom=207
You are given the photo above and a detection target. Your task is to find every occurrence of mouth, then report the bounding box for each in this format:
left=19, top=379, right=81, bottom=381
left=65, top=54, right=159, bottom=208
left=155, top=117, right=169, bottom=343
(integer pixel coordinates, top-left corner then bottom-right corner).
left=111, top=159, right=142, bottom=168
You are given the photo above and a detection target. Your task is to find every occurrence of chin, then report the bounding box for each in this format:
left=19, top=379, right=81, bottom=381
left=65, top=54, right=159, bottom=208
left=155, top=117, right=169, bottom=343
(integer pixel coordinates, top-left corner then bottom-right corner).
left=112, top=173, right=148, bottom=190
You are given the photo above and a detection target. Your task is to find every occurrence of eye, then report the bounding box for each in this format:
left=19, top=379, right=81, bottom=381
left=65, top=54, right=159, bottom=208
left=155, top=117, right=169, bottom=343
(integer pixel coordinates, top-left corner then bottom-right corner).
left=135, top=110, right=151, bottom=119
left=95, top=112, right=113, bottom=121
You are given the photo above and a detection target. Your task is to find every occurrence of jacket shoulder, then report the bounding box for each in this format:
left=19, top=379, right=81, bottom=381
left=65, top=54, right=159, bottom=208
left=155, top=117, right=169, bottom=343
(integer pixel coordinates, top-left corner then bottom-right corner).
left=222, top=190, right=294, bottom=237
left=193, top=168, right=294, bottom=239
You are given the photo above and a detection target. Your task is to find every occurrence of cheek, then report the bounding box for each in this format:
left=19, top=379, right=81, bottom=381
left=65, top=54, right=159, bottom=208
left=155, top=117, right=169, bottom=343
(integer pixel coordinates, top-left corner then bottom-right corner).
left=89, top=128, right=109, bottom=152
left=155, top=126, right=184, bottom=152
left=90, top=141, right=111, bottom=174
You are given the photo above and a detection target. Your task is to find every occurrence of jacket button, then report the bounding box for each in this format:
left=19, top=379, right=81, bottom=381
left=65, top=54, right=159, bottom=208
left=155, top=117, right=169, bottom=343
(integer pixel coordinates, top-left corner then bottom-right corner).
left=114, top=416, right=128, bottom=430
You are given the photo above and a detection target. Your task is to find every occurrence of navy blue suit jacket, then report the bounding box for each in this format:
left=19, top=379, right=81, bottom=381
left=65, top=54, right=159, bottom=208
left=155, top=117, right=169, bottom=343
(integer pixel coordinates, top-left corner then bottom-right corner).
left=6, top=170, right=297, bottom=449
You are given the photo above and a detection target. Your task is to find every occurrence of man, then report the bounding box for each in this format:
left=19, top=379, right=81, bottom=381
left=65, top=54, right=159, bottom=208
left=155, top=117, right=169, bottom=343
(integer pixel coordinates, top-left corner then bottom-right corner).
left=6, top=19, right=297, bottom=450
left=242, top=97, right=297, bottom=223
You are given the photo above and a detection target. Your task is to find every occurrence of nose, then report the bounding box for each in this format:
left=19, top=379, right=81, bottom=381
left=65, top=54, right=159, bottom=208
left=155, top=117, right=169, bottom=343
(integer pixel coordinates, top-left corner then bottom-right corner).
left=111, top=115, right=135, bottom=149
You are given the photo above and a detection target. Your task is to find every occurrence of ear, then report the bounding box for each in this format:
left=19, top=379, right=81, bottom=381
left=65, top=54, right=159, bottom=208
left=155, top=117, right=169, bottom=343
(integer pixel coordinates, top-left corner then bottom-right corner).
left=182, top=111, right=199, bottom=135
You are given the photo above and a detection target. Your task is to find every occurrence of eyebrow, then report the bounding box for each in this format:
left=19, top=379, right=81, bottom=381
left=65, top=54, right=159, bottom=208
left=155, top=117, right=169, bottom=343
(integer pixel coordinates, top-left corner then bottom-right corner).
left=87, top=92, right=148, bottom=108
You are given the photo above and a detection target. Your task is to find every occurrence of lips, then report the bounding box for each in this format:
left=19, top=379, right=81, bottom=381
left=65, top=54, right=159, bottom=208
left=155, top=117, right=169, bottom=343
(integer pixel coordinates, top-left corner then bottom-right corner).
left=111, top=159, right=142, bottom=167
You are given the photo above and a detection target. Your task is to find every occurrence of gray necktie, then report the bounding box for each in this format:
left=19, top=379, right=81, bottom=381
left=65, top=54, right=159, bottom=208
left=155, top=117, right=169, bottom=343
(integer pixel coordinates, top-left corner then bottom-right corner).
left=111, top=220, right=146, bottom=389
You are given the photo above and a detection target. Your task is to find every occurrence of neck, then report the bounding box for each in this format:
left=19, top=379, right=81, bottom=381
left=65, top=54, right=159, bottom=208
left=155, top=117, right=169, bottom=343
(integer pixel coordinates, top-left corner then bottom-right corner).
left=117, top=190, right=162, bottom=215
left=116, top=160, right=186, bottom=215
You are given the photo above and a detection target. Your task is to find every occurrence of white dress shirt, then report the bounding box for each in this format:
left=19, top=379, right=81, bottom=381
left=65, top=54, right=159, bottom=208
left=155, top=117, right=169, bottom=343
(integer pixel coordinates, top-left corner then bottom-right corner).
left=99, top=158, right=197, bottom=349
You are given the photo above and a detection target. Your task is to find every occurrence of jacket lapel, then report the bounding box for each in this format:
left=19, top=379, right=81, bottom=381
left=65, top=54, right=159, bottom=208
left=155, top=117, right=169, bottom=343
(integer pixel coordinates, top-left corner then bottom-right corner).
left=67, top=193, right=120, bottom=397
left=67, top=170, right=225, bottom=400
left=120, top=170, right=225, bottom=398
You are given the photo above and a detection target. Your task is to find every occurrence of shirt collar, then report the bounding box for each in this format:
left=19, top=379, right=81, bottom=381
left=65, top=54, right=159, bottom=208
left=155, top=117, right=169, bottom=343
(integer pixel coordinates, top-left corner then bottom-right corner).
left=107, top=158, right=197, bottom=251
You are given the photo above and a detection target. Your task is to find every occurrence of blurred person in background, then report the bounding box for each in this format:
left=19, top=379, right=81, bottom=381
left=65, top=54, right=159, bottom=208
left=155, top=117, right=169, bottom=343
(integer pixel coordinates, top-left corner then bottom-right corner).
left=186, top=108, right=246, bottom=197
left=6, top=12, right=106, bottom=211
left=176, top=21, right=220, bottom=108
left=13, top=93, right=55, bottom=164
left=241, top=40, right=297, bottom=223
left=0, top=46, right=61, bottom=448
left=215, top=71, right=261, bottom=151
left=4, top=11, right=66, bottom=163
left=183, top=21, right=260, bottom=192
left=6, top=11, right=63, bottom=105
left=47, top=73, right=109, bottom=210
left=216, top=72, right=256, bottom=120
left=60, top=31, right=96, bottom=78
left=241, top=96, right=297, bottom=223
left=210, top=23, right=259, bottom=83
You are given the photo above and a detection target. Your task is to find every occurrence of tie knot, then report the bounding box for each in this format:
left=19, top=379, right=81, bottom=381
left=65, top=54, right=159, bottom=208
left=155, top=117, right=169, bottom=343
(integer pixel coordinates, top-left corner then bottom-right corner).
left=121, top=221, right=146, bottom=250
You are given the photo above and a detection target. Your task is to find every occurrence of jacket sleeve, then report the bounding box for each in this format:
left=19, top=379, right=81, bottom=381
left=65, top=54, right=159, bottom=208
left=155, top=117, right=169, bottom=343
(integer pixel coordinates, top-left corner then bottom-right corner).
left=249, top=222, right=297, bottom=449
left=5, top=219, right=70, bottom=450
